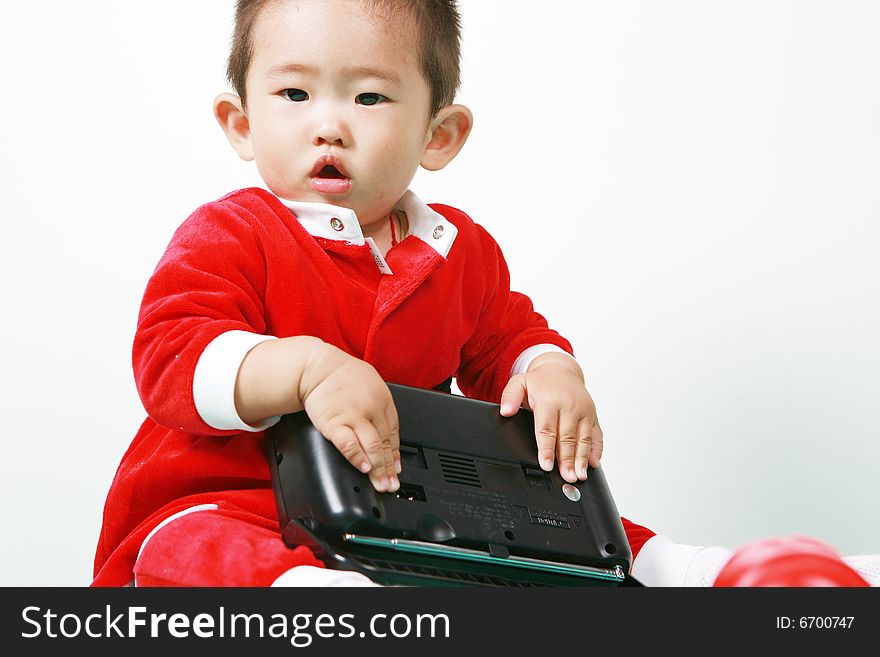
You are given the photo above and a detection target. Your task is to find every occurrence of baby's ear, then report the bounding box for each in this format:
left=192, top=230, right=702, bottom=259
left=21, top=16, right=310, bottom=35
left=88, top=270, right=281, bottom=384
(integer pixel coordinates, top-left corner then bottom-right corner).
left=421, top=104, right=473, bottom=171
left=213, top=93, right=254, bottom=161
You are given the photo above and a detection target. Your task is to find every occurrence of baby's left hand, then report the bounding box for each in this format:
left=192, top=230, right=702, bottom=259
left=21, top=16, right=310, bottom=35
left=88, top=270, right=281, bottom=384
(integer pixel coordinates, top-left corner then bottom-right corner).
left=499, top=353, right=603, bottom=483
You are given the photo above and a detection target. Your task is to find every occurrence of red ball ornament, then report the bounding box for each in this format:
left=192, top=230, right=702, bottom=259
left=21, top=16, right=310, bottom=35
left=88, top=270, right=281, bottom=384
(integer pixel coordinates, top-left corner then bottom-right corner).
left=714, top=535, right=869, bottom=587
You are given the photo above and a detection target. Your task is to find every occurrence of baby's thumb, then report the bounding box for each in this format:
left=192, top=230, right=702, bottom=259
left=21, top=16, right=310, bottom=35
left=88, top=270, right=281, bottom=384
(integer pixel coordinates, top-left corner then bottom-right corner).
left=500, top=375, right=527, bottom=416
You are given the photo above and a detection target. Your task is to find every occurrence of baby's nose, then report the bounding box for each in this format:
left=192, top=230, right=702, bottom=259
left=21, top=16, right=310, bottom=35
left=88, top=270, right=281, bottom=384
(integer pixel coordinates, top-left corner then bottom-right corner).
left=311, top=113, right=351, bottom=147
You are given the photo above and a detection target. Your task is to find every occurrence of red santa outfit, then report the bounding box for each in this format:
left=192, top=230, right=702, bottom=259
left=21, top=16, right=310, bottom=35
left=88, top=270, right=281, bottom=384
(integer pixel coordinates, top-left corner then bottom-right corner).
left=92, top=187, right=657, bottom=587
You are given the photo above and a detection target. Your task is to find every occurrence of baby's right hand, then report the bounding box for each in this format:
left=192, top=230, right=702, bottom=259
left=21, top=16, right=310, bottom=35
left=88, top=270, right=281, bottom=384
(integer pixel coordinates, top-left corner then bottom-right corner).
left=299, top=343, right=401, bottom=493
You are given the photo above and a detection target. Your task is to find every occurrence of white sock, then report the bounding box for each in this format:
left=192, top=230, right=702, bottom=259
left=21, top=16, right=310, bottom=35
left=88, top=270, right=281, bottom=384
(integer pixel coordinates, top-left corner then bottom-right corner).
left=631, top=535, right=729, bottom=587
left=632, top=535, right=879, bottom=587
left=843, top=555, right=880, bottom=586
left=682, top=546, right=735, bottom=587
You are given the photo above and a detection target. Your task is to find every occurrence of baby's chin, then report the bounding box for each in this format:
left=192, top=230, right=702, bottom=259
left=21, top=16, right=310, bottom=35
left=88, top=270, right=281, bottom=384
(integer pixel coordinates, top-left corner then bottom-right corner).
left=269, top=185, right=351, bottom=207
left=267, top=183, right=400, bottom=223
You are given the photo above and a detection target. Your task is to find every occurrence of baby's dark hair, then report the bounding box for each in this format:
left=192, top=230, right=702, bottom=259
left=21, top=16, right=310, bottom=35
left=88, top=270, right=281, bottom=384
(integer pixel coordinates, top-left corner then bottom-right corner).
left=226, top=0, right=462, bottom=116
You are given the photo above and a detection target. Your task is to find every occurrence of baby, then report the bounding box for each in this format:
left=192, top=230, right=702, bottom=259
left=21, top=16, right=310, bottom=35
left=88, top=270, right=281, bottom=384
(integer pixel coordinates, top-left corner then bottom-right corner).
left=92, top=0, right=875, bottom=588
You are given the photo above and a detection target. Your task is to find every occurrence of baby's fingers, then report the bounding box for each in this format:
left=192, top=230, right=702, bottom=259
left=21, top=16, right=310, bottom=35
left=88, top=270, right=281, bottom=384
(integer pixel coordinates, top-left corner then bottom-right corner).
left=556, top=410, right=580, bottom=484
left=574, top=419, right=603, bottom=476
left=368, top=402, right=400, bottom=488
left=354, top=421, right=400, bottom=493
left=383, top=401, right=402, bottom=475
left=574, top=418, right=594, bottom=480
left=324, top=425, right=372, bottom=477
left=588, top=422, right=604, bottom=468
left=533, top=405, right=558, bottom=472
left=500, top=374, right=528, bottom=416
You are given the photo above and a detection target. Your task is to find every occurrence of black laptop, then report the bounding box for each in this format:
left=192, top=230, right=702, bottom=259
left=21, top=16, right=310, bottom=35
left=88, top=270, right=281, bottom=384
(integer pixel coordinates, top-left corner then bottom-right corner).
left=266, top=382, right=641, bottom=587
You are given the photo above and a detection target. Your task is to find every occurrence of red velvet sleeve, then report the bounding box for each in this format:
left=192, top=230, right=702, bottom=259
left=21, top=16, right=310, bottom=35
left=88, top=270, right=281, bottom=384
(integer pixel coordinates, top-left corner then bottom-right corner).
left=132, top=199, right=270, bottom=435
left=455, top=224, right=573, bottom=403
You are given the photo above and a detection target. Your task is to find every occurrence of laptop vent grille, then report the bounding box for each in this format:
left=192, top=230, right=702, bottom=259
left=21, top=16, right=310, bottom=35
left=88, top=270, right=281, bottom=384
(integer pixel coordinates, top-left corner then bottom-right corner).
left=357, top=556, right=547, bottom=587
left=438, top=453, right=481, bottom=488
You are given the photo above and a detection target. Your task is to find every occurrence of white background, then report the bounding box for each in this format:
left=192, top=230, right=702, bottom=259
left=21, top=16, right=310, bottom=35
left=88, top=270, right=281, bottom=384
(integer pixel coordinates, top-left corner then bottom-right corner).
left=1, top=1, right=877, bottom=586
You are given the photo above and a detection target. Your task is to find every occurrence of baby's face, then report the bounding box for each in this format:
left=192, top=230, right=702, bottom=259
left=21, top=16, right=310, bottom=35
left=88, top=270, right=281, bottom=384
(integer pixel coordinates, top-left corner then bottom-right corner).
left=244, top=0, right=434, bottom=225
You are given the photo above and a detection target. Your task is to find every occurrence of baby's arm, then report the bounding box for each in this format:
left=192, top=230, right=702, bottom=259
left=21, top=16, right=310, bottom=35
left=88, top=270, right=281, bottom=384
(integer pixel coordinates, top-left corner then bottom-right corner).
left=453, top=221, right=600, bottom=481
left=235, top=336, right=401, bottom=493
left=133, top=198, right=398, bottom=493
left=499, top=351, right=603, bottom=483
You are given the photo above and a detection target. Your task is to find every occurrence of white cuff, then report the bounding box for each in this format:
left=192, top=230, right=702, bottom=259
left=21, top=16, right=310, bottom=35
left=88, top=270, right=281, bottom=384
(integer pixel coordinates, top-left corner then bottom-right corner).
left=510, top=344, right=575, bottom=377
left=192, top=330, right=282, bottom=432
left=630, top=535, right=704, bottom=587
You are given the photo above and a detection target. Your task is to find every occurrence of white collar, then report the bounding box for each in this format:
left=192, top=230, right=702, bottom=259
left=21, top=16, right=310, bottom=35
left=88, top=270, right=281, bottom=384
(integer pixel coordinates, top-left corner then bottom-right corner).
left=271, top=189, right=458, bottom=259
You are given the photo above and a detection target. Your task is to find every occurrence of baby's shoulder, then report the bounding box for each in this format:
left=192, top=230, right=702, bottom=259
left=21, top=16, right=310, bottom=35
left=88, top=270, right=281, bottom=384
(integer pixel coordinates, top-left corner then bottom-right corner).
left=428, top=202, right=504, bottom=255
left=428, top=202, right=495, bottom=239
left=176, top=187, right=291, bottom=233
left=157, top=188, right=299, bottom=257
left=203, top=187, right=287, bottom=219
left=429, top=202, right=474, bottom=228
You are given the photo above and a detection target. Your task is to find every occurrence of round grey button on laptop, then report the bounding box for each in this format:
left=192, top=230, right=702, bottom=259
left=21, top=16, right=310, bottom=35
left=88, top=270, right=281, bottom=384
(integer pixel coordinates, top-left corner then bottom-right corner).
left=562, top=483, right=581, bottom=501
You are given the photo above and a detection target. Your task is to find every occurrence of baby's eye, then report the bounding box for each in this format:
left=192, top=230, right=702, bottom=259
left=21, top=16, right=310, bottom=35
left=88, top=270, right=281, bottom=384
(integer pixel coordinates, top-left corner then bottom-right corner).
left=281, top=88, right=309, bottom=102
left=355, top=92, right=388, bottom=106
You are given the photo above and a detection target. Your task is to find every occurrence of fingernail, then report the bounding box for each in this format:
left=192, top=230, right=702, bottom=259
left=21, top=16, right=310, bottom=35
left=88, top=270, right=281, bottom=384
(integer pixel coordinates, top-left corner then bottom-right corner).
left=500, top=404, right=512, bottom=414
left=395, top=459, right=402, bottom=474
left=577, top=463, right=587, bottom=479
left=360, top=461, right=371, bottom=473
left=378, top=476, right=389, bottom=491
left=390, top=476, right=400, bottom=491
left=540, top=457, right=553, bottom=471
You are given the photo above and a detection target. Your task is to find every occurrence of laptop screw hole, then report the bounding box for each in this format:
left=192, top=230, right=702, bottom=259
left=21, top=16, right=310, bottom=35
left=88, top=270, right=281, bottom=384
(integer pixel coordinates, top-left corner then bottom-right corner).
left=505, top=530, right=515, bottom=540
left=353, top=486, right=361, bottom=493
left=372, top=507, right=382, bottom=519
left=605, top=543, right=617, bottom=554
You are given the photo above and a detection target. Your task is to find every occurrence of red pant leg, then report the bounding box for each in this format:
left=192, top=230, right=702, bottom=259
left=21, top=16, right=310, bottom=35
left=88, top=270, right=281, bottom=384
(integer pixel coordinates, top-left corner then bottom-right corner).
left=133, top=506, right=324, bottom=587
left=135, top=506, right=656, bottom=585
left=621, top=516, right=655, bottom=561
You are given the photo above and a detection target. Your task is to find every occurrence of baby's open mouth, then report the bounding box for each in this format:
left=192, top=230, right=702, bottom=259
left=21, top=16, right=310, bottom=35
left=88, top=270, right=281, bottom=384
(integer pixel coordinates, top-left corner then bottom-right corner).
left=317, top=165, right=345, bottom=179
left=309, top=155, right=352, bottom=195
left=309, top=155, right=350, bottom=179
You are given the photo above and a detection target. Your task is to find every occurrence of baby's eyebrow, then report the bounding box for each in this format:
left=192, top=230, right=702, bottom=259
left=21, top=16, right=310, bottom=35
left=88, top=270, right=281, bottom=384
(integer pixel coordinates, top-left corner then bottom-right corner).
left=342, top=65, right=402, bottom=86
left=266, top=62, right=316, bottom=78
left=266, top=62, right=402, bottom=86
